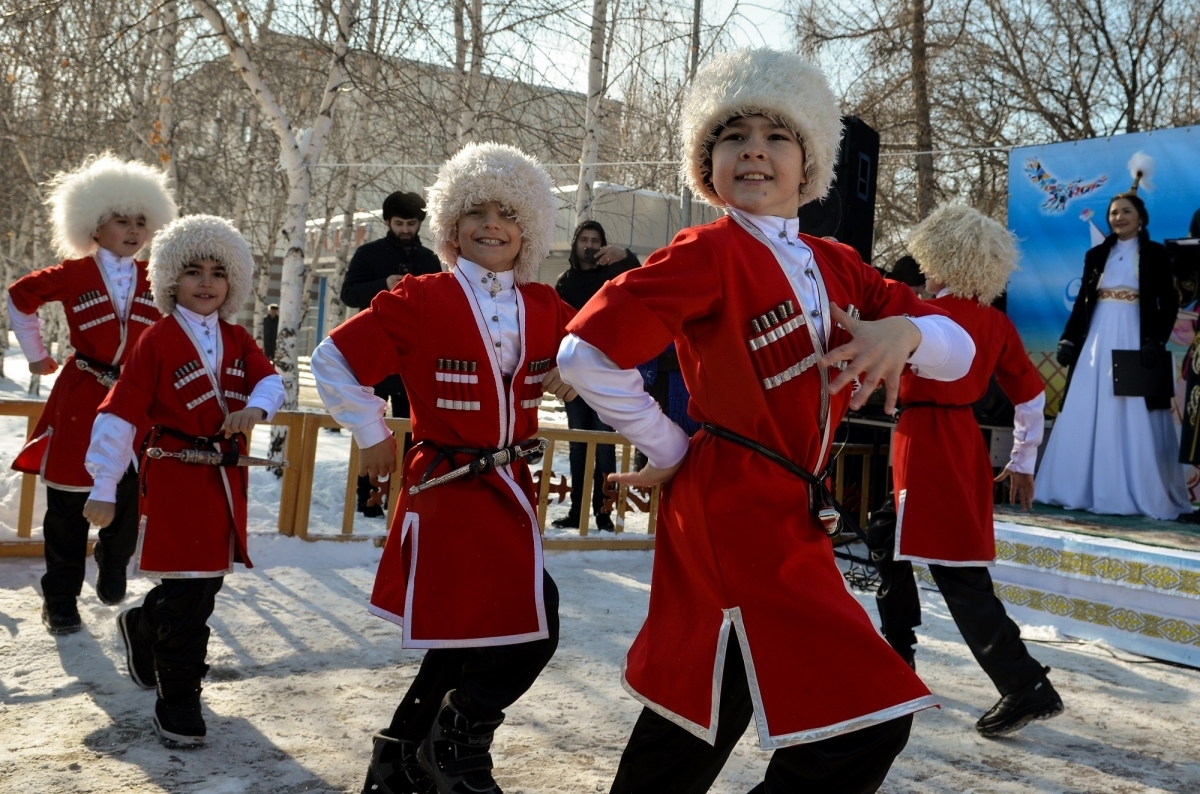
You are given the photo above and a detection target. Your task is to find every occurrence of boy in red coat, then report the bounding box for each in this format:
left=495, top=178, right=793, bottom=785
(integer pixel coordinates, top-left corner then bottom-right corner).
left=557, top=49, right=977, bottom=793
left=876, top=204, right=1063, bottom=736
left=82, top=215, right=284, bottom=748
left=7, top=154, right=176, bottom=633
left=310, top=143, right=577, bottom=794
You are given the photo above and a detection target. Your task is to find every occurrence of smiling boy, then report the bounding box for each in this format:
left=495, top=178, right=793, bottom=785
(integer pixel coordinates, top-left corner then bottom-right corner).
left=557, top=50, right=976, bottom=793
left=82, top=215, right=284, bottom=748
left=7, top=154, right=176, bottom=634
left=310, top=143, right=577, bottom=794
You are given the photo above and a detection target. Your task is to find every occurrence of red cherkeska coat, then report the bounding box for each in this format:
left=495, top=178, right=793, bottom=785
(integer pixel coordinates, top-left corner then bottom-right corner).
left=10, top=256, right=160, bottom=490
left=569, top=215, right=944, bottom=749
left=893, top=295, right=1044, bottom=566
left=330, top=268, right=574, bottom=649
left=98, top=314, right=276, bottom=577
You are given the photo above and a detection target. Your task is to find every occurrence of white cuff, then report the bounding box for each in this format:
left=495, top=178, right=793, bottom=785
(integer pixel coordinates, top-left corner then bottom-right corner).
left=245, top=374, right=286, bottom=421
left=906, top=315, right=975, bottom=381
left=88, top=477, right=120, bottom=504
left=309, top=336, right=391, bottom=446
left=6, top=293, right=49, bottom=363
left=557, top=335, right=690, bottom=469
left=352, top=417, right=394, bottom=450
left=1009, top=391, right=1046, bottom=474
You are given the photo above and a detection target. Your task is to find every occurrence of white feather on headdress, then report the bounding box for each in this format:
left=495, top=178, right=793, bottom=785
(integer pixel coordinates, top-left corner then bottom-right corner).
left=149, top=215, right=255, bottom=322
left=426, top=142, right=558, bottom=284
left=45, top=153, right=177, bottom=259
left=1127, top=151, right=1155, bottom=192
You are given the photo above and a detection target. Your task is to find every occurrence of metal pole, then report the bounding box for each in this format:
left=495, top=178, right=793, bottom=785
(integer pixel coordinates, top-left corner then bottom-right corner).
left=680, top=0, right=702, bottom=230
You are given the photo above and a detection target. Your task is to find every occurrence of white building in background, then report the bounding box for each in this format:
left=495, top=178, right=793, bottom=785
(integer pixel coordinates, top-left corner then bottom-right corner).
left=288, top=183, right=721, bottom=353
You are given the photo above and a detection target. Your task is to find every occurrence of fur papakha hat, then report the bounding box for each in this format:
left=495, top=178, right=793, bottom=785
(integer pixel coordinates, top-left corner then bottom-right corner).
left=907, top=204, right=1018, bottom=306
left=426, top=142, right=558, bottom=284
left=680, top=49, right=843, bottom=209
left=150, top=215, right=254, bottom=322
left=46, top=153, right=177, bottom=259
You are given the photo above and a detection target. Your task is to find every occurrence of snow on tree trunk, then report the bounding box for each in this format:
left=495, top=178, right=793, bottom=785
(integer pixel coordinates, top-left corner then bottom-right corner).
left=574, top=0, right=608, bottom=227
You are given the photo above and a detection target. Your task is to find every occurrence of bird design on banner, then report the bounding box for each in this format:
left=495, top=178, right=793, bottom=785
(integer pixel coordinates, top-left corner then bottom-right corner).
left=1024, top=158, right=1108, bottom=212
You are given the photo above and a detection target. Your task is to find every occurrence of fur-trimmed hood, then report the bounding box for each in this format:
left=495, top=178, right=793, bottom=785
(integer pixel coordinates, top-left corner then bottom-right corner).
left=426, top=142, right=558, bottom=284
left=680, top=49, right=843, bottom=210
left=149, top=215, right=254, bottom=322
left=906, top=204, right=1018, bottom=306
left=46, top=153, right=177, bottom=259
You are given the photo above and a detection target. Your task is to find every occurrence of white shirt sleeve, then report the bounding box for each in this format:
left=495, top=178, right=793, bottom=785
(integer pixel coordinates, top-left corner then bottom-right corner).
left=85, top=413, right=137, bottom=502
left=557, top=335, right=691, bottom=469
left=309, top=336, right=392, bottom=449
left=906, top=314, right=976, bottom=382
left=1008, top=391, right=1046, bottom=474
left=6, top=293, right=50, bottom=364
left=245, top=373, right=286, bottom=421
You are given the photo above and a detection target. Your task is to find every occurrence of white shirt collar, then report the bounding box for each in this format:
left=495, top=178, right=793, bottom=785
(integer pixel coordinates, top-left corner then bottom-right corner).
left=726, top=207, right=801, bottom=242
left=175, top=304, right=219, bottom=326
left=936, top=287, right=952, bottom=298
left=457, top=256, right=515, bottom=292
left=96, top=247, right=135, bottom=270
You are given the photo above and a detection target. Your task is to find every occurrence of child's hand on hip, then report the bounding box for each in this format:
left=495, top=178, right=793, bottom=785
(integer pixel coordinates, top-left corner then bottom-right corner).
left=222, top=408, right=266, bottom=438
left=359, top=436, right=398, bottom=478
left=819, top=304, right=921, bottom=414
left=83, top=499, right=116, bottom=528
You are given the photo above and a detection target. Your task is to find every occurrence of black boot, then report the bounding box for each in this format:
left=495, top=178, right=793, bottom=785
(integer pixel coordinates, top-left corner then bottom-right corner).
left=117, top=608, right=157, bottom=689
left=417, top=691, right=504, bottom=794
left=976, top=667, right=1064, bottom=737
left=94, top=542, right=128, bottom=606
left=154, top=664, right=207, bottom=748
left=42, top=599, right=82, bottom=635
left=363, top=731, right=434, bottom=794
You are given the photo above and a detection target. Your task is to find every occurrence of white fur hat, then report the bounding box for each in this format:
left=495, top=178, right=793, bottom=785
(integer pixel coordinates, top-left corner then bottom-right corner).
left=680, top=49, right=843, bottom=209
left=907, top=204, right=1018, bottom=306
left=149, top=215, right=255, bottom=322
left=45, top=153, right=177, bottom=259
left=426, top=142, right=558, bottom=284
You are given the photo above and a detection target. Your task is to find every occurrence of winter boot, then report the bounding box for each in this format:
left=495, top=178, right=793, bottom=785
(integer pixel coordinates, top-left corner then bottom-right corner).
left=363, top=730, right=434, bottom=794
left=153, top=664, right=207, bottom=748
left=42, top=598, right=82, bottom=635
left=417, top=691, right=504, bottom=794
left=976, top=667, right=1064, bottom=737
left=116, top=608, right=157, bottom=689
left=94, top=541, right=128, bottom=606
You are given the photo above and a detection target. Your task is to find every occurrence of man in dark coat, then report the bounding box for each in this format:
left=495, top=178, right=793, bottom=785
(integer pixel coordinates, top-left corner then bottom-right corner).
left=262, top=304, right=279, bottom=360
left=551, top=220, right=639, bottom=531
left=340, top=191, right=442, bottom=516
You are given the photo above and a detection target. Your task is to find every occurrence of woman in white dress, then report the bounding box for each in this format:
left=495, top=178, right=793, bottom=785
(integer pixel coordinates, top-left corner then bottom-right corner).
left=1036, top=191, right=1190, bottom=520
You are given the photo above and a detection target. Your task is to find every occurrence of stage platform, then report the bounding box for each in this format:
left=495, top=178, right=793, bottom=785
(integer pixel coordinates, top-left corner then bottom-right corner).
left=917, top=505, right=1200, bottom=668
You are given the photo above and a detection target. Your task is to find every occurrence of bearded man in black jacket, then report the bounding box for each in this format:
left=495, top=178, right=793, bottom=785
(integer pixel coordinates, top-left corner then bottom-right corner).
left=340, top=191, right=442, bottom=516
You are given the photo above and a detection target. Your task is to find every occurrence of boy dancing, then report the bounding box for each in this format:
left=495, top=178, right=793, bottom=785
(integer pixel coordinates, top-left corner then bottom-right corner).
left=874, top=204, right=1063, bottom=736
left=558, top=49, right=976, bottom=793
left=82, top=215, right=284, bottom=747
left=8, top=154, right=176, bottom=633
left=309, top=143, right=577, bottom=794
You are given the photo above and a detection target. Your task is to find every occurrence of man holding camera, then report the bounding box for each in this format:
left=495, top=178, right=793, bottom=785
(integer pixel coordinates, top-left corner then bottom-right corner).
left=552, top=221, right=639, bottom=530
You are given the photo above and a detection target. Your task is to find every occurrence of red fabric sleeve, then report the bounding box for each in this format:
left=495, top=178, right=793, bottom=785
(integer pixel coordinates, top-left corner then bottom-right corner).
left=567, top=228, right=721, bottom=369
left=99, top=327, right=158, bottom=424
left=328, top=276, right=420, bottom=385
left=7, top=261, right=73, bottom=315
left=994, top=314, right=1044, bottom=406
left=234, top=324, right=277, bottom=389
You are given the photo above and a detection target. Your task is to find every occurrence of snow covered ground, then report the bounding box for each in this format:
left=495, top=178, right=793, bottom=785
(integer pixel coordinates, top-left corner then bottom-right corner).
left=3, top=341, right=1200, bottom=793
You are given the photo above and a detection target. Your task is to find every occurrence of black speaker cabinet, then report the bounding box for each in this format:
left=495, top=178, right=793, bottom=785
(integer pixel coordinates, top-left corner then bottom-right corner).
left=797, top=116, right=879, bottom=263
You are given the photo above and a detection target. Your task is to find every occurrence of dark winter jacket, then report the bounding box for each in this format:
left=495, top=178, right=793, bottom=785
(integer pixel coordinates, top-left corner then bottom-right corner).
left=262, top=314, right=279, bottom=360
left=340, top=233, right=442, bottom=309
left=1060, top=230, right=1179, bottom=410
left=555, top=222, right=640, bottom=311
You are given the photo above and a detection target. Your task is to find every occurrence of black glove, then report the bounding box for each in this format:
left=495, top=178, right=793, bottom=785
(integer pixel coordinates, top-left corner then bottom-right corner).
left=1141, top=341, right=1165, bottom=368
left=1055, top=340, right=1077, bottom=368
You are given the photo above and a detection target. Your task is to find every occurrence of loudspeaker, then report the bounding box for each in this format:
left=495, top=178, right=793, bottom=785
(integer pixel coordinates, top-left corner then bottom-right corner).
left=797, top=116, right=880, bottom=263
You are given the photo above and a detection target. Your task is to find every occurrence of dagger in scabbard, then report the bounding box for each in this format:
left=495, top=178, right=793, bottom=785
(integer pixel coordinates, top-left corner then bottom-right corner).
left=408, top=438, right=549, bottom=496
left=145, top=447, right=287, bottom=467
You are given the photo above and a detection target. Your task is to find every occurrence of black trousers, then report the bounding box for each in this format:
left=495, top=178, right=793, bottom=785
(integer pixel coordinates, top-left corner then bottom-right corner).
left=387, top=570, right=559, bottom=738
left=132, top=576, right=225, bottom=675
left=564, top=396, right=616, bottom=516
left=41, top=467, right=140, bottom=602
left=610, top=636, right=912, bottom=794
left=868, top=502, right=1044, bottom=696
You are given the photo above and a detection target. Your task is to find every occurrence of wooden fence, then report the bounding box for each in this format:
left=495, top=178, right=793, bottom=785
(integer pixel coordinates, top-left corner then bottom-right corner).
left=0, top=399, right=888, bottom=556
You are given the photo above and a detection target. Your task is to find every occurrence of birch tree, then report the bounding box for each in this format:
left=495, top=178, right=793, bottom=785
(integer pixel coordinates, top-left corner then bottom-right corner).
left=573, top=0, right=608, bottom=226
